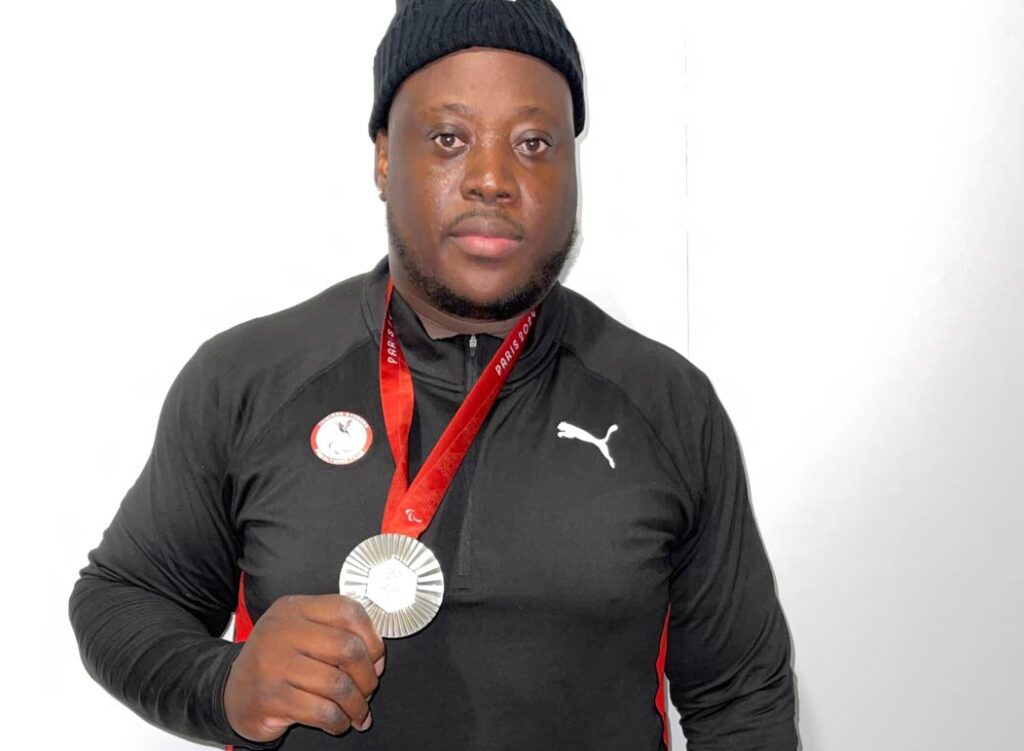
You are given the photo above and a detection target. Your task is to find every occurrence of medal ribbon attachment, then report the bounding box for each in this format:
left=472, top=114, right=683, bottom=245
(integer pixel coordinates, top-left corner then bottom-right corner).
left=378, top=279, right=536, bottom=537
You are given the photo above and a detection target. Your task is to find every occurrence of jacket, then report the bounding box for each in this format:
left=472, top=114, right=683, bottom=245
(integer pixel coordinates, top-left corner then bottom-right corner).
left=70, top=258, right=796, bottom=750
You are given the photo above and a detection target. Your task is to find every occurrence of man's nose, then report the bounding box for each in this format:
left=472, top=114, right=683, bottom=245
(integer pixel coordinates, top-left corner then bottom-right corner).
left=460, top=138, right=519, bottom=204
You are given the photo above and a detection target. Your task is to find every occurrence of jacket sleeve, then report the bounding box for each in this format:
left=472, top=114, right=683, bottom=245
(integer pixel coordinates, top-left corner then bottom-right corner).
left=665, top=385, right=797, bottom=750
left=68, top=342, right=279, bottom=749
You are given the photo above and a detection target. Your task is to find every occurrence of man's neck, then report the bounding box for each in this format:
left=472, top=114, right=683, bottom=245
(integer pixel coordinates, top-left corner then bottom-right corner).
left=391, top=274, right=521, bottom=340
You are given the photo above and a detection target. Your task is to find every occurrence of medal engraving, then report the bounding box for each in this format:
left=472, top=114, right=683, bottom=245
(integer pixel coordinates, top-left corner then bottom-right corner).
left=365, top=559, right=417, bottom=612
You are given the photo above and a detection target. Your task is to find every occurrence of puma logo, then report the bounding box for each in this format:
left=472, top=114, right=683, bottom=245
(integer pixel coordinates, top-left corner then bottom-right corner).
left=556, top=421, right=618, bottom=469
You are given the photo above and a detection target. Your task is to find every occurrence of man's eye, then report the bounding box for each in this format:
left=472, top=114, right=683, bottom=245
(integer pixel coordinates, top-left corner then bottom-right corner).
left=433, top=133, right=466, bottom=150
left=516, top=138, right=551, bottom=155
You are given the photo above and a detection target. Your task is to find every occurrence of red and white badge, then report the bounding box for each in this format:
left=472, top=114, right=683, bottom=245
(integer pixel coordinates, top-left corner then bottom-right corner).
left=310, top=411, right=373, bottom=465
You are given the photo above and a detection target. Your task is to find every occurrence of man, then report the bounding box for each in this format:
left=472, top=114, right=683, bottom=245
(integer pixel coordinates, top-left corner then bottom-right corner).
left=70, top=1, right=797, bottom=749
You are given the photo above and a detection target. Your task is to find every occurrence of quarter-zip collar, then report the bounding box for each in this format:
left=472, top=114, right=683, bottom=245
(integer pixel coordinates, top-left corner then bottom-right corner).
left=360, top=257, right=565, bottom=395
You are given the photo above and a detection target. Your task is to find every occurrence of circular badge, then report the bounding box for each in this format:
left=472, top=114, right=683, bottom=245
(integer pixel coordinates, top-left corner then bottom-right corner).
left=310, top=412, right=373, bottom=465
left=339, top=534, right=445, bottom=639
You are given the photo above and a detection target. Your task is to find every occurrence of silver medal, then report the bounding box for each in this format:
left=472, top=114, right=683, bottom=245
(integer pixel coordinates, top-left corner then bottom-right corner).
left=339, top=533, right=444, bottom=639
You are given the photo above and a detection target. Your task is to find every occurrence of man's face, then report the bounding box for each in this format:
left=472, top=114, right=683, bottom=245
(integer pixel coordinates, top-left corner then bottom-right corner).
left=376, top=47, right=578, bottom=320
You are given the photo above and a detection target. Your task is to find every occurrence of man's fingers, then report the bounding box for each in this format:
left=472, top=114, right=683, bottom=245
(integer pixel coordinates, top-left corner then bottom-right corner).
left=287, top=655, right=373, bottom=730
left=276, top=684, right=366, bottom=736
left=294, top=620, right=381, bottom=697
left=295, top=594, right=386, bottom=663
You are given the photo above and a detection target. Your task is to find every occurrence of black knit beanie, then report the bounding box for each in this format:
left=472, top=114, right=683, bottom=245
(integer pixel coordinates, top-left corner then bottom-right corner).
left=369, top=0, right=585, bottom=141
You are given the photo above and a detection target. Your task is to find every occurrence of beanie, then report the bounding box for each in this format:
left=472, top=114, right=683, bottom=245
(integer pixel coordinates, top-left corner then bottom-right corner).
left=369, top=0, right=585, bottom=141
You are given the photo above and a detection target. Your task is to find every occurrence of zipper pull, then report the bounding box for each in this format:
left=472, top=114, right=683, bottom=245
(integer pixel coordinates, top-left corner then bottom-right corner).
left=468, top=334, right=477, bottom=358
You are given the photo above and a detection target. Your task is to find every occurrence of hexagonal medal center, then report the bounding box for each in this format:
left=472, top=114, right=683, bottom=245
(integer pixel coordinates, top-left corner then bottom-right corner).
left=365, top=558, right=417, bottom=612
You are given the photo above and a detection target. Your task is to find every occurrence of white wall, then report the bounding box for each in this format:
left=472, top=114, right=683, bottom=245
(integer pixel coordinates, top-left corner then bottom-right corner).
left=685, top=1, right=1024, bottom=749
left=2, top=1, right=1020, bottom=750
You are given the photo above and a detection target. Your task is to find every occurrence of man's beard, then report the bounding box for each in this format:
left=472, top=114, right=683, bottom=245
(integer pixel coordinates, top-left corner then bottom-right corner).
left=387, top=208, right=578, bottom=321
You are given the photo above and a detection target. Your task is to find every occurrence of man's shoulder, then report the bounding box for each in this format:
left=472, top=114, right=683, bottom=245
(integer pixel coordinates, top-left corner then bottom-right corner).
left=557, top=285, right=713, bottom=407
left=218, top=270, right=366, bottom=346
left=182, top=269, right=377, bottom=413
left=555, top=286, right=719, bottom=485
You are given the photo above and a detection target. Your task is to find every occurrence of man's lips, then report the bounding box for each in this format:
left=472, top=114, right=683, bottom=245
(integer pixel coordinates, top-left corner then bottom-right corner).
left=450, top=235, right=522, bottom=257
left=448, top=216, right=524, bottom=259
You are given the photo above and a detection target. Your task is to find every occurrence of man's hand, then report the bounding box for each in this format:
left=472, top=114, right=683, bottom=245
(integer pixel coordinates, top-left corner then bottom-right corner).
left=224, top=594, right=386, bottom=741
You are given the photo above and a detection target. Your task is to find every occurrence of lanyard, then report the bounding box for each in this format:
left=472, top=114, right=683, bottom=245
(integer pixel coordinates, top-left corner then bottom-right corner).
left=378, top=279, right=536, bottom=537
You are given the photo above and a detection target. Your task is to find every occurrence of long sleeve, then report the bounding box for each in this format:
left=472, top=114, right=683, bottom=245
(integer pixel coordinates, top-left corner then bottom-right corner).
left=666, top=387, right=797, bottom=750
left=68, top=341, right=277, bottom=748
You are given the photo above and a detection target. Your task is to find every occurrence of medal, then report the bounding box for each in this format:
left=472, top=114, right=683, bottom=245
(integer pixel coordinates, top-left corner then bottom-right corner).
left=339, top=533, right=444, bottom=639
left=339, top=279, right=537, bottom=638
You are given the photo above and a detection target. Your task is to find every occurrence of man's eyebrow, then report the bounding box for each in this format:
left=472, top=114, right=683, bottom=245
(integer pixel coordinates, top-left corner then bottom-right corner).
left=421, top=103, right=554, bottom=118
left=514, top=105, right=546, bottom=117
left=422, top=102, right=473, bottom=116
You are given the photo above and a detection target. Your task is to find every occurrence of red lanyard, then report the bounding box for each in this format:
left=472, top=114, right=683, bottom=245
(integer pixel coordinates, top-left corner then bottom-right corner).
left=379, top=280, right=536, bottom=537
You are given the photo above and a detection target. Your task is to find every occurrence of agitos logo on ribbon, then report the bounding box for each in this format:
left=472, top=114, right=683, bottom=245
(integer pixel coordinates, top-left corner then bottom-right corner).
left=338, top=279, right=537, bottom=639
left=377, top=280, right=535, bottom=539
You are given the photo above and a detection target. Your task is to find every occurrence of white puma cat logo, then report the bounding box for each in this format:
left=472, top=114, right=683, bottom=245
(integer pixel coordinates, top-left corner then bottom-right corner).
left=556, top=421, right=618, bottom=469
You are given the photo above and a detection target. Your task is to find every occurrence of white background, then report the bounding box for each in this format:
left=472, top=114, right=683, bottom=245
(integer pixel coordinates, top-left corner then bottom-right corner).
left=1, top=1, right=1020, bottom=749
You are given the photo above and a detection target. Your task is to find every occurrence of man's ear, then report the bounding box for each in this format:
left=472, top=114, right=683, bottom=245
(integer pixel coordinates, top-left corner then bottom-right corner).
left=374, top=130, right=389, bottom=202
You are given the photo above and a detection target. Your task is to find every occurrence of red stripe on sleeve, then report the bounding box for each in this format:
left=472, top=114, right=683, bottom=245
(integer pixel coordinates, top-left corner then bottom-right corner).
left=233, top=574, right=254, bottom=643
left=227, top=574, right=254, bottom=751
left=655, top=608, right=671, bottom=748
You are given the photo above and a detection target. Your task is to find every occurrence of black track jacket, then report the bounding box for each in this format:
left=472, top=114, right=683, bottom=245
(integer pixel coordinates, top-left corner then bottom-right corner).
left=70, top=259, right=796, bottom=750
